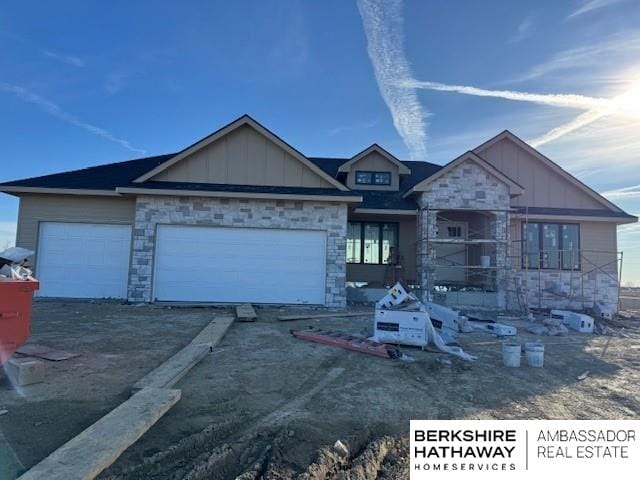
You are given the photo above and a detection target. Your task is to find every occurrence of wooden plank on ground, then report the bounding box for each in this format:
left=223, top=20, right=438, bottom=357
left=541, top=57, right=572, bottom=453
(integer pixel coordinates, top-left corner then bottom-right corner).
left=235, top=304, right=257, bottom=322
left=190, top=315, right=235, bottom=347
left=277, top=311, right=373, bottom=322
left=132, top=344, right=210, bottom=392
left=18, top=388, right=181, bottom=480
left=132, top=315, right=234, bottom=392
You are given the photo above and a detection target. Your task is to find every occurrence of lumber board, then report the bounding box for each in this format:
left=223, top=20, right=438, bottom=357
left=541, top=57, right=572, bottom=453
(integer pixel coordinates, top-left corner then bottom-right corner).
left=132, top=344, right=210, bottom=392
left=133, top=315, right=234, bottom=392
left=235, top=304, right=257, bottom=322
left=190, top=315, right=235, bottom=347
left=18, top=388, right=181, bottom=480
left=277, top=311, right=372, bottom=321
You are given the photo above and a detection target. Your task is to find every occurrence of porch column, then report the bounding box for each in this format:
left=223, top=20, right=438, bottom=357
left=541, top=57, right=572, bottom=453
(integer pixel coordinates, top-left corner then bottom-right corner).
left=416, top=207, right=438, bottom=302
left=493, top=211, right=510, bottom=309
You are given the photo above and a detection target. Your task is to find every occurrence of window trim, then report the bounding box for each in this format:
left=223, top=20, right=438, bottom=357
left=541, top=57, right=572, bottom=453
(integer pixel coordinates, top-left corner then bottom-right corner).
left=521, top=221, right=581, bottom=271
left=355, top=170, right=392, bottom=186
left=347, top=221, right=399, bottom=265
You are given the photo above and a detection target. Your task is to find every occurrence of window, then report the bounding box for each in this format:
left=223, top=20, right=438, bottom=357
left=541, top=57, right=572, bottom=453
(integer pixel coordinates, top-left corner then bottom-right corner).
left=346, top=222, right=362, bottom=263
left=562, top=224, right=580, bottom=270
left=347, top=222, right=398, bottom=264
left=355, top=171, right=373, bottom=185
left=522, top=222, right=580, bottom=270
left=355, top=171, right=391, bottom=185
left=373, top=172, right=391, bottom=185
left=447, top=226, right=462, bottom=238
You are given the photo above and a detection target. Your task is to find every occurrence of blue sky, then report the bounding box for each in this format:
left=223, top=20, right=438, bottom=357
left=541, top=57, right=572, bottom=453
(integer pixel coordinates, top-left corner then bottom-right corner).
left=1, top=0, right=639, bottom=282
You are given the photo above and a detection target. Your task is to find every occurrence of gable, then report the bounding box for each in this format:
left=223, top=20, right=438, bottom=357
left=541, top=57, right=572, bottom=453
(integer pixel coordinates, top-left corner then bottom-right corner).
left=150, top=124, right=335, bottom=188
left=415, top=158, right=511, bottom=210
left=404, top=151, right=523, bottom=199
left=475, top=135, right=618, bottom=211
left=345, top=151, right=401, bottom=191
left=338, top=145, right=411, bottom=175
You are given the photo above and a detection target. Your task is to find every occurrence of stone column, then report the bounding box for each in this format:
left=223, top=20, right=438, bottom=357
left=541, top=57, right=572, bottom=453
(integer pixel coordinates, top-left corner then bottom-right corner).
left=493, top=211, right=509, bottom=309
left=416, top=206, right=438, bottom=302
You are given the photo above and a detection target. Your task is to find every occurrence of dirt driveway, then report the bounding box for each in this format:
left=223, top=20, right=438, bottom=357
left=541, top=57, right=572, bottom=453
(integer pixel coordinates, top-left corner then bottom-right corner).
left=1, top=301, right=638, bottom=479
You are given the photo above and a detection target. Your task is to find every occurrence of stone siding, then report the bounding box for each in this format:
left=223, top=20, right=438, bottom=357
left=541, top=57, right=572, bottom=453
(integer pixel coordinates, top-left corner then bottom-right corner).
left=416, top=159, right=511, bottom=308
left=129, top=195, right=348, bottom=307
left=417, top=159, right=510, bottom=211
left=511, top=270, right=619, bottom=311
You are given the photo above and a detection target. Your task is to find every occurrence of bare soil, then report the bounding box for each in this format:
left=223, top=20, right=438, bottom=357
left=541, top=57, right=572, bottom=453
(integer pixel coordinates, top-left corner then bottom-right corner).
left=1, top=301, right=639, bottom=479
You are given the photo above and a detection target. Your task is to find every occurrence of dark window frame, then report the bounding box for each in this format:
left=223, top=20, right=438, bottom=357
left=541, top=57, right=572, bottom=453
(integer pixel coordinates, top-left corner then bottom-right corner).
left=355, top=170, right=392, bottom=186
left=521, top=221, right=581, bottom=271
left=347, top=221, right=399, bottom=265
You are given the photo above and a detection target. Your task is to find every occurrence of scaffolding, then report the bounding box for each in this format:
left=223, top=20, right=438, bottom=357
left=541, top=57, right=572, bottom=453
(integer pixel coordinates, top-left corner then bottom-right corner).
left=417, top=205, right=624, bottom=313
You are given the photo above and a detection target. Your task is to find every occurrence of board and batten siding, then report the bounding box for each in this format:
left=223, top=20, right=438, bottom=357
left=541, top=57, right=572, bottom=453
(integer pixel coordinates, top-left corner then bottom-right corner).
left=478, top=138, right=604, bottom=210
left=509, top=219, right=619, bottom=275
left=16, top=194, right=136, bottom=270
left=151, top=124, right=334, bottom=188
left=345, top=151, right=400, bottom=191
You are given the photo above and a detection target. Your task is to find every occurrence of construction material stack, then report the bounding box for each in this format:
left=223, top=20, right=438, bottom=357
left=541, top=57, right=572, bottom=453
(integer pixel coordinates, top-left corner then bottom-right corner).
left=373, top=283, right=476, bottom=361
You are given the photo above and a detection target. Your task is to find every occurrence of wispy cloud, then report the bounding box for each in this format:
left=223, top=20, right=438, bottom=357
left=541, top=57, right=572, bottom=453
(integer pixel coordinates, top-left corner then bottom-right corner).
left=602, top=184, right=640, bottom=199
left=357, top=0, right=428, bottom=160
left=105, top=72, right=129, bottom=95
left=529, top=109, right=607, bottom=147
left=514, top=31, right=640, bottom=83
left=509, top=15, right=535, bottom=43
left=329, top=119, right=378, bottom=136
left=567, top=0, right=626, bottom=19
left=42, top=50, right=85, bottom=67
left=0, top=82, right=146, bottom=154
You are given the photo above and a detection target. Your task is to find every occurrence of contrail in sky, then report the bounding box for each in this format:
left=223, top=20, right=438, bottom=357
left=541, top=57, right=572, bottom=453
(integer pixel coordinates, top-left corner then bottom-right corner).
left=402, top=78, right=640, bottom=147
left=0, top=82, right=146, bottom=154
left=357, top=0, right=428, bottom=160
left=403, top=79, right=611, bottom=111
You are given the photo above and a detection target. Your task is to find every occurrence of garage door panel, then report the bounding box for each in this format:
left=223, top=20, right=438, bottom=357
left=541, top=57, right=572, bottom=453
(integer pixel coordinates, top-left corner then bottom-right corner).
left=154, top=225, right=326, bottom=304
left=37, top=223, right=131, bottom=299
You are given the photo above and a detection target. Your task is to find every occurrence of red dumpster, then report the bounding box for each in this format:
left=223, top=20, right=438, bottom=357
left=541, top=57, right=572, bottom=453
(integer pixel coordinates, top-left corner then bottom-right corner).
left=0, top=277, right=39, bottom=366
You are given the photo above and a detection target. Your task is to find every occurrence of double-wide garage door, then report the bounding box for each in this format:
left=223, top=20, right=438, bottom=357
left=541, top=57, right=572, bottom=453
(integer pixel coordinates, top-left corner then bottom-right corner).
left=153, top=225, right=327, bottom=304
left=37, top=222, right=132, bottom=298
left=35, top=222, right=327, bottom=304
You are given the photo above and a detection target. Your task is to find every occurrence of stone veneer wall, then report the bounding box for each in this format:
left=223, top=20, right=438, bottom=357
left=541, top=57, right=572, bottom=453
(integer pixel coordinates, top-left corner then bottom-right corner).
left=416, top=159, right=511, bottom=308
left=510, top=263, right=620, bottom=312
left=129, top=195, right=348, bottom=307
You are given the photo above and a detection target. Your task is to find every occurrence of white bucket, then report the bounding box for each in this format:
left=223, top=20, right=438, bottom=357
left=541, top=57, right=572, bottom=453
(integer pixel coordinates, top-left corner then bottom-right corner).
left=502, top=342, right=521, bottom=367
left=480, top=255, right=491, bottom=267
left=525, top=342, right=544, bottom=367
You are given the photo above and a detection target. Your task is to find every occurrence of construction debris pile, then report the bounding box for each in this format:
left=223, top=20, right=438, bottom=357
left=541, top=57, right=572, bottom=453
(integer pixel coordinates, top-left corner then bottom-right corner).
left=0, top=246, right=34, bottom=280
left=372, top=283, right=477, bottom=361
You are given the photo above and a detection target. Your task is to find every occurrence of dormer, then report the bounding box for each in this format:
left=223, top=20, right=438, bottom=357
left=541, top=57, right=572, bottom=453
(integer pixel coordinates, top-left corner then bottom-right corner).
left=338, top=144, right=411, bottom=191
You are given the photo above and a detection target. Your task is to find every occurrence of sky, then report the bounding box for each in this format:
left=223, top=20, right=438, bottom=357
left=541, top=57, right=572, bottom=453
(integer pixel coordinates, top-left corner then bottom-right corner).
left=1, top=0, right=639, bottom=283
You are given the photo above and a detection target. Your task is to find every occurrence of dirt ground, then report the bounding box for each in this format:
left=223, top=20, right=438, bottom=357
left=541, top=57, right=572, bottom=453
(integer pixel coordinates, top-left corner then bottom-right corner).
left=1, top=300, right=639, bottom=479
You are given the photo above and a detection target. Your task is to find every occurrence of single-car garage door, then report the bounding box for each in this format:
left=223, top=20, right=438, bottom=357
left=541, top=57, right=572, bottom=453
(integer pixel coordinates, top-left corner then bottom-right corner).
left=36, top=222, right=132, bottom=298
left=153, top=225, right=327, bottom=304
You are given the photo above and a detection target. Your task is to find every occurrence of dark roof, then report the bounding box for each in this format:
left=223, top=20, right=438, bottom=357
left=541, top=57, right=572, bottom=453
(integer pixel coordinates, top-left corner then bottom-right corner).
left=0, top=154, right=175, bottom=191
left=121, top=181, right=360, bottom=198
left=513, top=207, right=637, bottom=219
left=354, top=190, right=418, bottom=210
left=308, top=157, right=443, bottom=194
left=1, top=145, right=634, bottom=219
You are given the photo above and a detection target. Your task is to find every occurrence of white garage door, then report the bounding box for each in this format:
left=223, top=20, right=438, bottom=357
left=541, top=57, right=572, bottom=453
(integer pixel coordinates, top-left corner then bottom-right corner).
left=154, top=225, right=327, bottom=304
left=36, top=222, right=132, bottom=298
